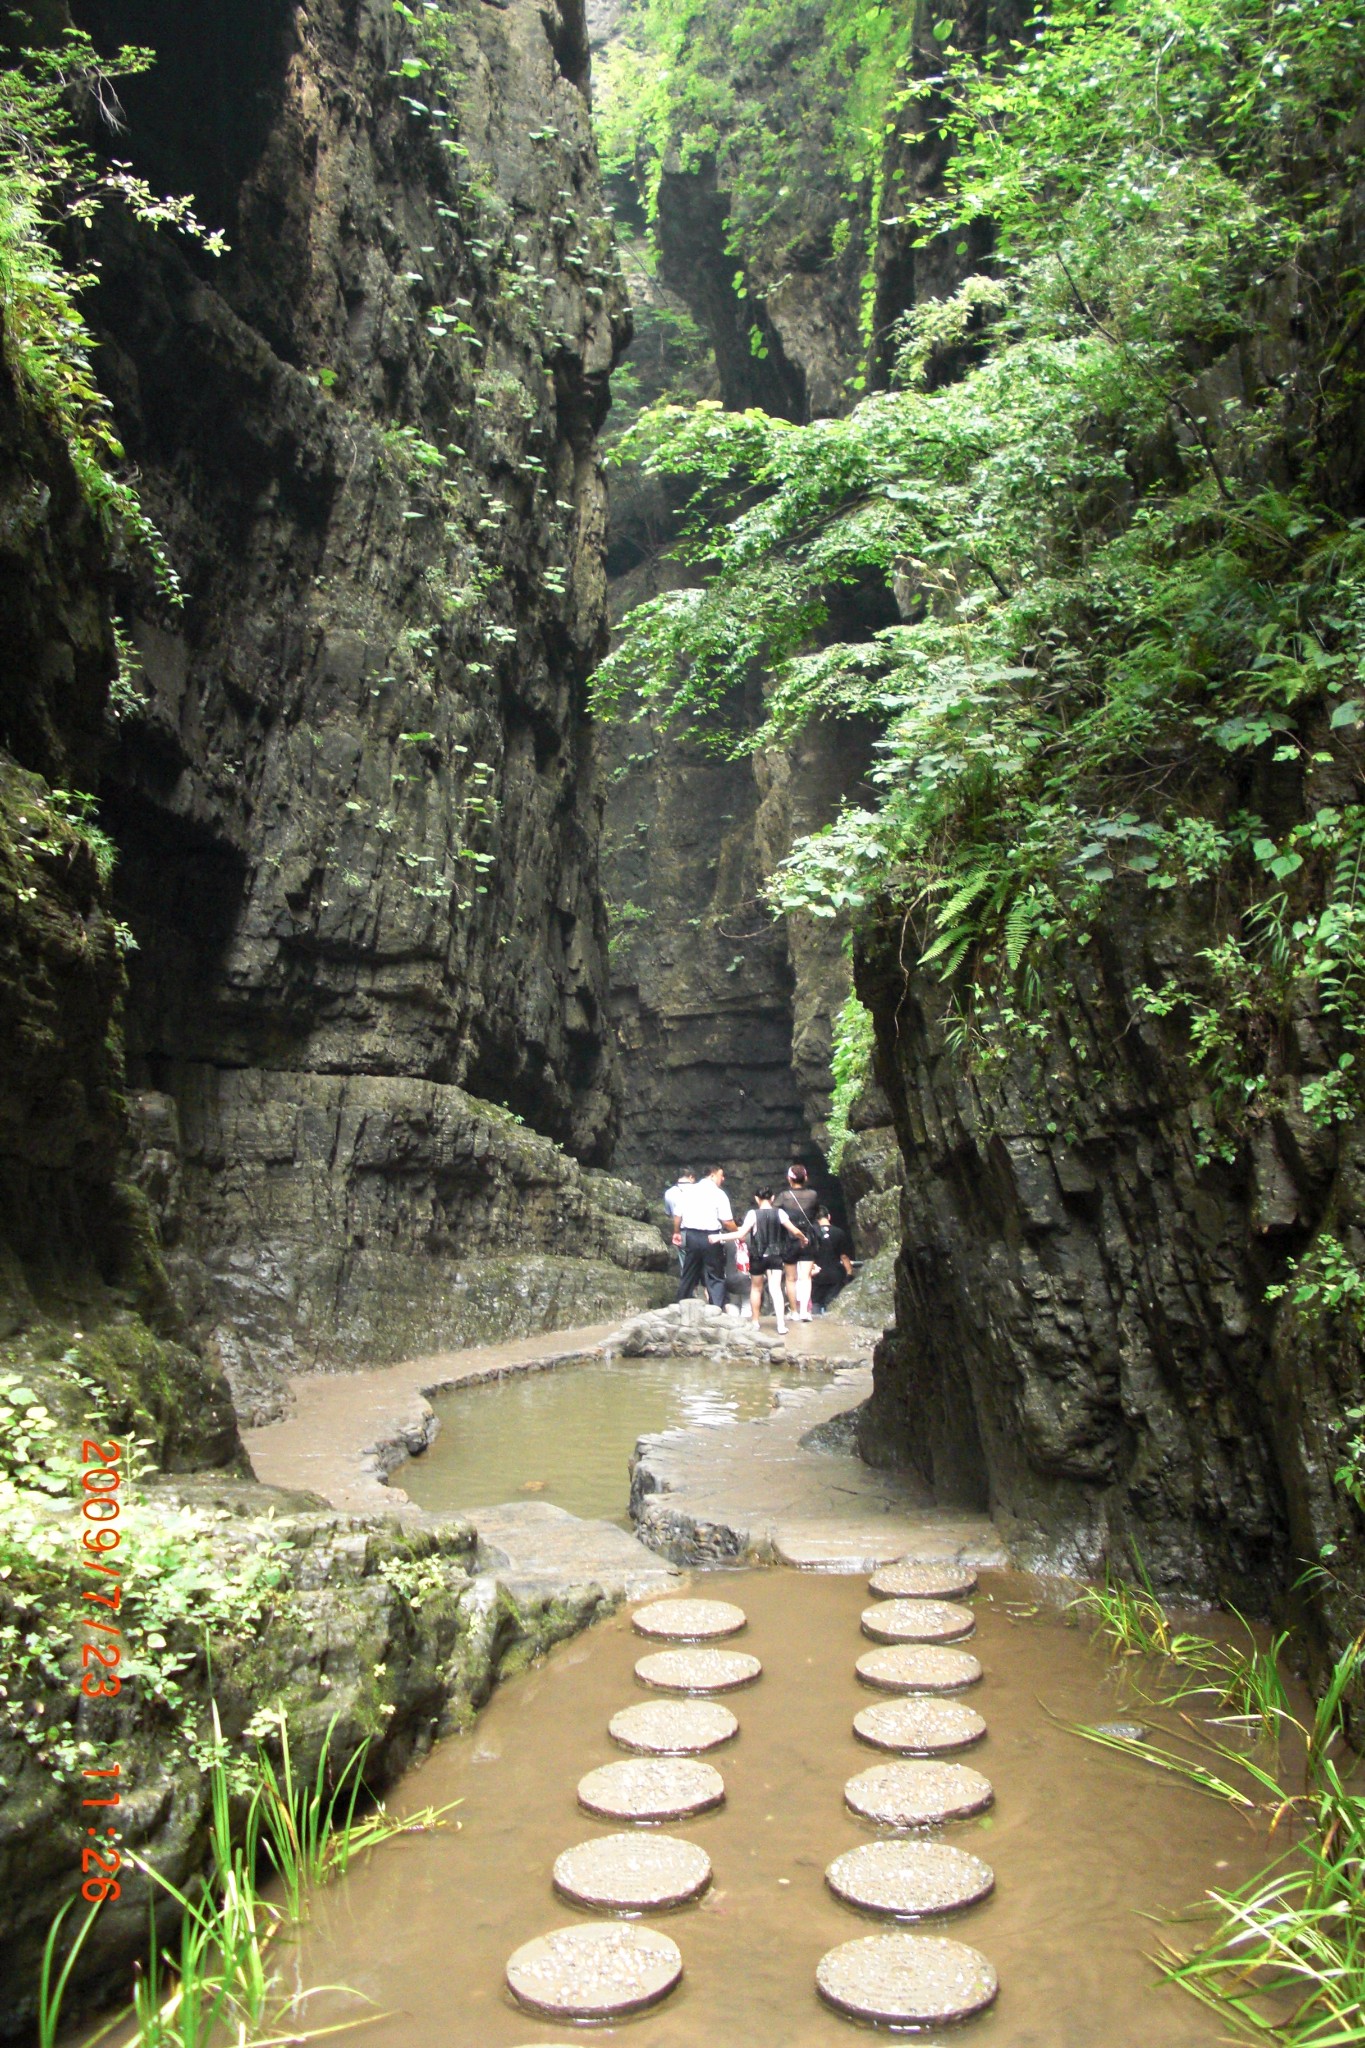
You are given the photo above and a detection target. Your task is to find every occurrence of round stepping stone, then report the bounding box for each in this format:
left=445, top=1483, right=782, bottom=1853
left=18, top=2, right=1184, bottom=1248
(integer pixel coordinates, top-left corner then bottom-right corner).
left=578, top=1757, right=726, bottom=1823
left=853, top=1697, right=987, bottom=1755
left=816, top=1932, right=998, bottom=2027
left=861, top=1598, right=975, bottom=1645
left=856, top=1644, right=983, bottom=1694
left=826, top=1840, right=995, bottom=1919
left=631, top=1597, right=747, bottom=1641
left=506, top=1923, right=682, bottom=2021
left=610, top=1699, right=738, bottom=1755
left=868, top=1560, right=979, bottom=1601
left=553, top=1832, right=712, bottom=1911
left=845, top=1761, right=994, bottom=1828
left=635, top=1647, right=762, bottom=1693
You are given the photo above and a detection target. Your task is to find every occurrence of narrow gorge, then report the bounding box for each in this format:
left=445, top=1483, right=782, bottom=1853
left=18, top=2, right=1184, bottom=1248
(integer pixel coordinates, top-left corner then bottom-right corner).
left=1, top=0, right=1364, bottom=2039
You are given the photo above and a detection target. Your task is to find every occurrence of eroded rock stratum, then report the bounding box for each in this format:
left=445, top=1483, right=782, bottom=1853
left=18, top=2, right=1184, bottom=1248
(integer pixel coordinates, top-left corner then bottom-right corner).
left=0, top=0, right=668, bottom=2025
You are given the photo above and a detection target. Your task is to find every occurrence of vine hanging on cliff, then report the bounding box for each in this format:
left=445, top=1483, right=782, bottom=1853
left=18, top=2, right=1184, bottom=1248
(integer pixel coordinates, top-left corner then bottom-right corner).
left=0, top=29, right=227, bottom=596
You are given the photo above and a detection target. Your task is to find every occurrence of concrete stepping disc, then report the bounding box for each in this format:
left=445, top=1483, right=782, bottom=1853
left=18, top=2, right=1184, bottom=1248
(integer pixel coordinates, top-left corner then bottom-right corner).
left=635, top=1647, right=762, bottom=1693
left=868, top=1560, right=979, bottom=1601
left=856, top=1645, right=983, bottom=1694
left=860, top=1598, right=975, bottom=1645
left=826, top=1840, right=995, bottom=1919
left=553, top=1832, right=712, bottom=1911
left=578, top=1757, right=726, bottom=1823
left=506, top=1922, right=682, bottom=2020
left=610, top=1700, right=738, bottom=1754
left=845, top=1761, right=994, bottom=1827
left=853, top=1697, right=987, bottom=1755
left=816, top=1932, right=998, bottom=2026
left=632, top=1597, right=747, bottom=1641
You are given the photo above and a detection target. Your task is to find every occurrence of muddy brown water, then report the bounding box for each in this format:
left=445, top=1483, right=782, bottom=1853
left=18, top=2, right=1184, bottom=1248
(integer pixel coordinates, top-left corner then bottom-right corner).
left=400, top=1357, right=810, bottom=1525
left=288, top=1568, right=1271, bottom=2046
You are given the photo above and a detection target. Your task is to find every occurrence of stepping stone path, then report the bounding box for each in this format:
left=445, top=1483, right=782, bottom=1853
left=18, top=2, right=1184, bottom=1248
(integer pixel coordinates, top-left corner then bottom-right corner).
left=860, top=1597, right=976, bottom=1645
left=845, top=1759, right=995, bottom=1827
left=506, top=1923, right=683, bottom=2021
left=826, top=1840, right=995, bottom=1918
left=631, top=1596, right=747, bottom=1640
left=856, top=1643, right=983, bottom=1693
left=579, top=1756, right=726, bottom=1822
left=635, top=1646, right=762, bottom=1692
left=609, top=1699, right=738, bottom=1754
left=816, top=1932, right=998, bottom=2027
left=553, top=1833, right=712, bottom=1910
left=508, top=1595, right=754, bottom=2026
left=819, top=1560, right=1001, bottom=2027
left=868, top=1560, right=978, bottom=1601
left=853, top=1696, right=987, bottom=1755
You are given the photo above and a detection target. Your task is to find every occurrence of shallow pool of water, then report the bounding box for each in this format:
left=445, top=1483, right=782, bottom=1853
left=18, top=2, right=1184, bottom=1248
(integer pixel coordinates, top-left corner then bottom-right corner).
left=292, top=1568, right=1273, bottom=2048
left=399, top=1356, right=810, bottom=1525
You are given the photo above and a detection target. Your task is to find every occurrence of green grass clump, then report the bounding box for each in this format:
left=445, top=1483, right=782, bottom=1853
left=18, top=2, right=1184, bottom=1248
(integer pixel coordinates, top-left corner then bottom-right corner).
left=1071, top=1560, right=1365, bottom=2044
left=37, top=1702, right=460, bottom=2047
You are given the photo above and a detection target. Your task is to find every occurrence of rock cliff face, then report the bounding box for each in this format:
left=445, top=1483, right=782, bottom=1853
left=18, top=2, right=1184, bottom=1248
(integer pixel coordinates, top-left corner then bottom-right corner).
left=595, top=180, right=872, bottom=1210
left=15, top=0, right=670, bottom=1374
left=0, top=1, right=674, bottom=2023
left=855, top=872, right=1365, bottom=1655
left=853, top=188, right=1365, bottom=1651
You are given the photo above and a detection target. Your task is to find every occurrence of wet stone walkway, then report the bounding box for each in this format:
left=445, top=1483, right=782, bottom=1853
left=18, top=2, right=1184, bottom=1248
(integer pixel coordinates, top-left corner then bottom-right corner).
left=504, top=1570, right=1001, bottom=2033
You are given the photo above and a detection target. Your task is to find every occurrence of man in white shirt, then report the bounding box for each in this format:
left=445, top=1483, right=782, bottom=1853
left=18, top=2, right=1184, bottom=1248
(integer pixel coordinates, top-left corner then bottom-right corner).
left=674, top=1165, right=734, bottom=1308
left=662, top=1169, right=696, bottom=1271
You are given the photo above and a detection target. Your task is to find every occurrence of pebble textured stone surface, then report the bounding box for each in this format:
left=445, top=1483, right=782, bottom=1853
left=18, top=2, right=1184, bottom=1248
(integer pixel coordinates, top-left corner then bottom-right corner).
left=631, top=1597, right=747, bottom=1640
left=868, top=1561, right=979, bottom=1601
left=506, top=1923, right=683, bottom=2020
left=844, top=1760, right=995, bottom=1827
left=578, top=1756, right=726, bottom=1822
left=815, top=1932, right=999, bottom=2026
left=860, top=1598, right=976, bottom=1645
left=635, top=1647, right=762, bottom=1693
left=825, top=1840, right=996, bottom=1918
left=609, top=1699, right=738, bottom=1754
left=855, top=1644, right=984, bottom=1694
left=553, top=1832, right=712, bottom=1910
left=853, top=1697, right=987, bottom=1755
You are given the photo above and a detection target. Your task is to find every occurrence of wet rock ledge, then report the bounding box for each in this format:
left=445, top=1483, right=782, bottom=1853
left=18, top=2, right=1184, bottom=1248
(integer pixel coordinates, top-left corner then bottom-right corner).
left=0, top=1325, right=635, bottom=2040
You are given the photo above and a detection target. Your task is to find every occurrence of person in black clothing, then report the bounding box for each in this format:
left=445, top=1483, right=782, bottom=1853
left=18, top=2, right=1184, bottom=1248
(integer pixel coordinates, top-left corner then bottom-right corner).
left=774, top=1163, right=821, bottom=1321
left=732, top=1188, right=807, bottom=1332
left=810, top=1206, right=855, bottom=1312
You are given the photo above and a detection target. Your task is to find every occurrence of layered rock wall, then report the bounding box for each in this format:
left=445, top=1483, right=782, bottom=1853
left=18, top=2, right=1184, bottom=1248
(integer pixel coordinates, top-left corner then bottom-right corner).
left=25, top=0, right=669, bottom=1370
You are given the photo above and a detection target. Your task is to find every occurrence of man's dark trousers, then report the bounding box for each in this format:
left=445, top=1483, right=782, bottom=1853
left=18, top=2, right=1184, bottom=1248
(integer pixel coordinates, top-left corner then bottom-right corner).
left=678, top=1228, right=726, bottom=1307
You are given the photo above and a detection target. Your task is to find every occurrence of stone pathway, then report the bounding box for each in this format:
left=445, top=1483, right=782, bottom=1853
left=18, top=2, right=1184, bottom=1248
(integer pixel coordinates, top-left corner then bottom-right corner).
left=630, top=1362, right=1005, bottom=1573
left=506, top=1566, right=1003, bottom=2032
left=507, top=1592, right=749, bottom=2023
left=812, top=1556, right=1000, bottom=2028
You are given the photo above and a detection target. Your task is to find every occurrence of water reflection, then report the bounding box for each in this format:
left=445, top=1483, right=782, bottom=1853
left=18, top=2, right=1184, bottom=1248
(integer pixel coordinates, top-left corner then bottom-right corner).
left=400, top=1356, right=808, bottom=1524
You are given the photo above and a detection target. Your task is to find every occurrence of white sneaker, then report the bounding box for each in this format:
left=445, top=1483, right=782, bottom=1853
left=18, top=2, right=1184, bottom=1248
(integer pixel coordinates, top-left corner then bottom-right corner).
left=740, top=1304, right=753, bottom=1319
left=775, top=1319, right=788, bottom=1334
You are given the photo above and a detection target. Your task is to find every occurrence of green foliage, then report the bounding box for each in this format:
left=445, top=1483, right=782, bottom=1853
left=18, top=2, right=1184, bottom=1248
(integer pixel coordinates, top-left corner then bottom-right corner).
left=826, top=988, right=873, bottom=1169
left=1266, top=1233, right=1365, bottom=1338
left=605, top=896, right=652, bottom=965
left=597, top=0, right=1365, bottom=1144
left=0, top=30, right=227, bottom=593
left=0, top=1366, right=286, bottom=1786
left=1071, top=1568, right=1365, bottom=2044
left=595, top=0, right=914, bottom=307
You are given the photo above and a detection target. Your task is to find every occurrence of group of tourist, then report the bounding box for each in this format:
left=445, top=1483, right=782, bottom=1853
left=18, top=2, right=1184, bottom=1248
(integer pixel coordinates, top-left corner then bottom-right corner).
left=662, top=1163, right=854, bottom=1333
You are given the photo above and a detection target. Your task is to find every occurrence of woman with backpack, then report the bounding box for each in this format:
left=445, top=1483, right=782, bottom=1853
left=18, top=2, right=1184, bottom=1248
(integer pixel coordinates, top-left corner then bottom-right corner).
left=775, top=1163, right=821, bottom=1322
left=733, top=1188, right=806, bottom=1333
